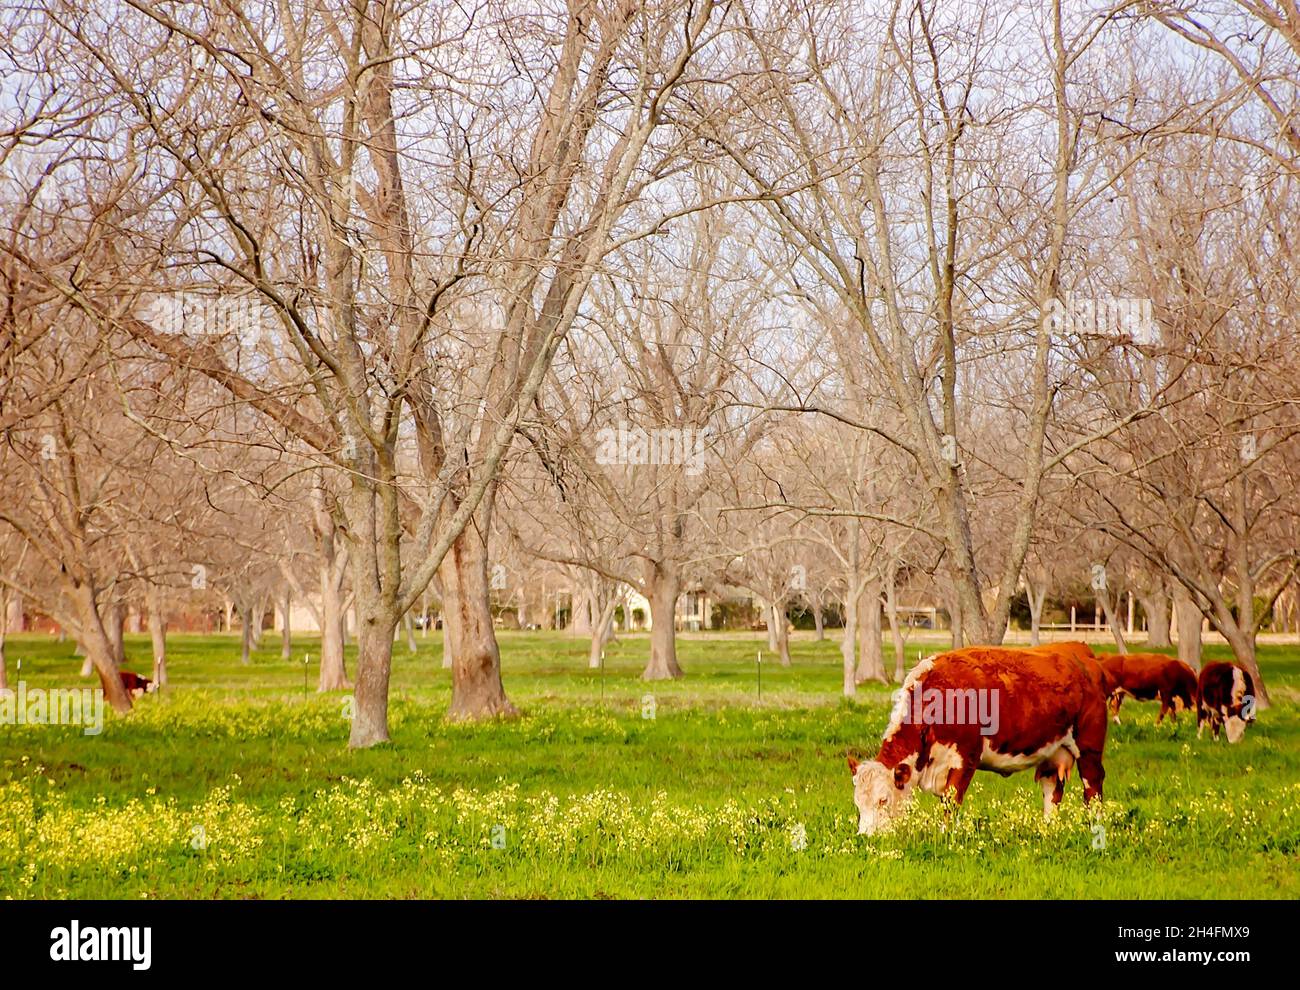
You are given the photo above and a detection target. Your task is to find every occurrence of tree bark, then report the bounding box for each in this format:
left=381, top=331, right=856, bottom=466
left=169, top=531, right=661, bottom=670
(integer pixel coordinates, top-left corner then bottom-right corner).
left=239, top=603, right=253, bottom=665
left=589, top=597, right=617, bottom=669
left=571, top=586, right=592, bottom=636
left=1173, top=591, right=1202, bottom=671
left=147, top=587, right=168, bottom=687
left=318, top=562, right=350, bottom=691
left=1141, top=593, right=1172, bottom=648
left=280, top=587, right=292, bottom=661
left=442, top=518, right=517, bottom=719
left=840, top=584, right=858, bottom=697
left=642, top=563, right=683, bottom=680
left=349, top=606, right=396, bottom=747
left=1027, top=582, right=1046, bottom=646
left=441, top=611, right=454, bottom=670
left=106, top=600, right=126, bottom=666
left=855, top=581, right=887, bottom=683
left=812, top=602, right=825, bottom=641
left=404, top=612, right=417, bottom=653
left=771, top=598, right=792, bottom=666
left=885, top=566, right=906, bottom=681
left=947, top=585, right=963, bottom=649
left=68, top=581, right=132, bottom=714
left=250, top=599, right=266, bottom=648
left=1099, top=588, right=1128, bottom=653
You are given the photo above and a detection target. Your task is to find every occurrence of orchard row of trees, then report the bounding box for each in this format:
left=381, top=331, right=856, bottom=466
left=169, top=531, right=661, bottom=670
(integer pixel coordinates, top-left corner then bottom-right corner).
left=2, top=0, right=1297, bottom=745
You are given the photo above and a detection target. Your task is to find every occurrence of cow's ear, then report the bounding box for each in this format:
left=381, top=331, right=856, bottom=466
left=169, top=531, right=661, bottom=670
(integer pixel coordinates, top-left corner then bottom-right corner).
left=847, top=756, right=860, bottom=776
left=893, top=764, right=912, bottom=789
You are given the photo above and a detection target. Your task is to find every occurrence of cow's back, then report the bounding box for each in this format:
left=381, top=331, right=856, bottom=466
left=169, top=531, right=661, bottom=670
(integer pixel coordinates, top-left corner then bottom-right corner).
left=883, top=646, right=1108, bottom=766
left=1199, top=661, right=1253, bottom=709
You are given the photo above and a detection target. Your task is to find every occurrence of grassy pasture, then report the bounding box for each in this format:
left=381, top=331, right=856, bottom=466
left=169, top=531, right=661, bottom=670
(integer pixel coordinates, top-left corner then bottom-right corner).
left=1, top=630, right=1297, bottom=898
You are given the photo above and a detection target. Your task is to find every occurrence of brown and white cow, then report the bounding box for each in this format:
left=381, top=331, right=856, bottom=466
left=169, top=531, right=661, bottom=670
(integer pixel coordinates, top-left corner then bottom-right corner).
left=848, top=646, right=1109, bottom=834
left=1099, top=653, right=1197, bottom=725
left=119, top=670, right=156, bottom=698
left=1197, top=661, right=1256, bottom=744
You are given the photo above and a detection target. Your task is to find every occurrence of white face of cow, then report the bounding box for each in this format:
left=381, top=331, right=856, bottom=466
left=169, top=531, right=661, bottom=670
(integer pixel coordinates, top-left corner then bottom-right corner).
left=1225, top=667, right=1253, bottom=743
left=849, top=758, right=913, bottom=835
left=1225, top=715, right=1248, bottom=744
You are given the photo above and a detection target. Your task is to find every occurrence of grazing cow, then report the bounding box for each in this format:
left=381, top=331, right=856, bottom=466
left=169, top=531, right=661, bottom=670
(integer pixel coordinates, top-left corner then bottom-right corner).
left=848, top=646, right=1109, bottom=834
left=1197, top=662, right=1256, bottom=743
left=119, top=670, right=156, bottom=698
left=1099, top=653, right=1198, bottom=725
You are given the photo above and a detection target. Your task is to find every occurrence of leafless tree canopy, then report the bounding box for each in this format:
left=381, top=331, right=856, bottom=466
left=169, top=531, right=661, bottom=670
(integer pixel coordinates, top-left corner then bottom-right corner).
left=2, top=0, right=1296, bottom=741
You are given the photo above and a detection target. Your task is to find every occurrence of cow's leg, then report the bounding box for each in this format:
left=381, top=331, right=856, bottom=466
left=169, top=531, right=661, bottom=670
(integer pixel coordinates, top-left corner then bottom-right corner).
left=945, top=761, right=977, bottom=804
left=1109, top=692, right=1123, bottom=725
left=1034, top=751, right=1073, bottom=818
left=1156, top=693, right=1170, bottom=725
left=1077, top=749, right=1104, bottom=804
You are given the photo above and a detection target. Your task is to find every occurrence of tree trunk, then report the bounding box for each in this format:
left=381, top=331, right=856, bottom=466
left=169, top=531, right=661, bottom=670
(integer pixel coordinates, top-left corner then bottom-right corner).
left=589, top=597, right=617, bottom=669
left=441, top=612, right=454, bottom=670
left=766, top=602, right=780, bottom=652
left=239, top=603, right=253, bottom=665
left=106, top=600, right=126, bottom=666
left=442, top=520, right=517, bottom=719
left=251, top=600, right=266, bottom=648
left=1099, top=588, right=1128, bottom=653
left=69, top=582, right=132, bottom=714
left=1027, top=584, right=1046, bottom=646
left=319, top=563, right=350, bottom=691
left=571, top=587, right=592, bottom=636
left=280, top=587, right=292, bottom=661
left=947, top=586, right=963, bottom=649
left=885, top=566, right=906, bottom=681
left=840, top=585, right=858, bottom=697
left=1141, top=594, right=1172, bottom=648
left=404, top=612, right=417, bottom=653
left=855, top=581, right=887, bottom=683
left=148, top=589, right=168, bottom=687
left=812, top=603, right=825, bottom=641
left=348, top=606, right=397, bottom=747
left=642, top=564, right=683, bottom=680
left=1173, top=591, right=1202, bottom=671
left=771, top=598, right=792, bottom=666
left=6, top=592, right=23, bottom=632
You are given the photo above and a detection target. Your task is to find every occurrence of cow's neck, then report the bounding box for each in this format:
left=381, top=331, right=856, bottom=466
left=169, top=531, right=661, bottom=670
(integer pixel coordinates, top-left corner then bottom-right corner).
left=877, top=722, right=923, bottom=769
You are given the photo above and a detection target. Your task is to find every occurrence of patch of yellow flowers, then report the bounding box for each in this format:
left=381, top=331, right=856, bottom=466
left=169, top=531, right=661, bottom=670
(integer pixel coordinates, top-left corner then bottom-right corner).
left=2, top=770, right=1297, bottom=896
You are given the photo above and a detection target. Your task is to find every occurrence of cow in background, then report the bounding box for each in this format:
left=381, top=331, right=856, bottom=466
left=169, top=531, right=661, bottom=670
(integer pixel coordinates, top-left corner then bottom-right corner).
left=119, top=670, right=156, bottom=698
left=1198, top=662, right=1256, bottom=743
left=1100, top=653, right=1197, bottom=725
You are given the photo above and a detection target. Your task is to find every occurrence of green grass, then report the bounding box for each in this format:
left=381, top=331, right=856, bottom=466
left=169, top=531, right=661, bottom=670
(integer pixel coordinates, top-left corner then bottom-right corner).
left=2, top=630, right=1298, bottom=898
